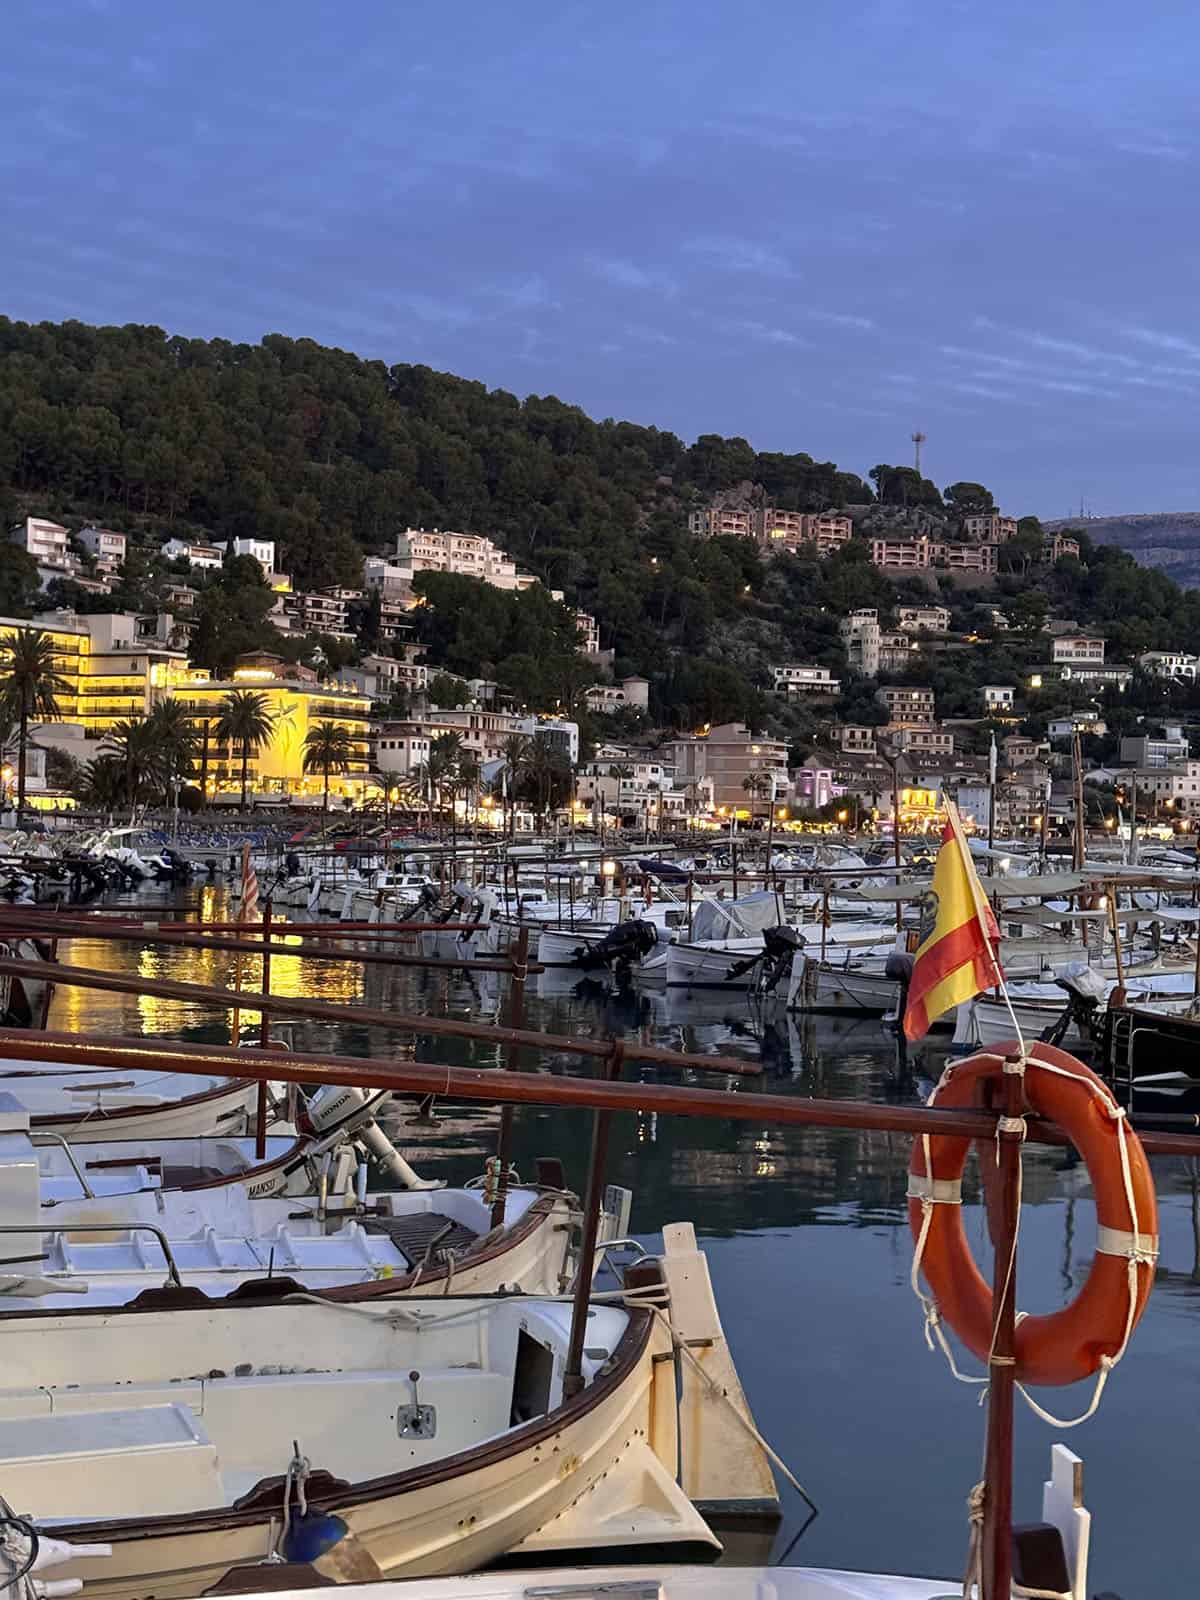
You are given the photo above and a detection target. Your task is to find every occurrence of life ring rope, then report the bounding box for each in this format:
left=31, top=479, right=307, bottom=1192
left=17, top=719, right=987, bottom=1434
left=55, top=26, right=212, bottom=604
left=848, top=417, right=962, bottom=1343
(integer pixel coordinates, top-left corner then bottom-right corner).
left=909, top=1042, right=1157, bottom=1428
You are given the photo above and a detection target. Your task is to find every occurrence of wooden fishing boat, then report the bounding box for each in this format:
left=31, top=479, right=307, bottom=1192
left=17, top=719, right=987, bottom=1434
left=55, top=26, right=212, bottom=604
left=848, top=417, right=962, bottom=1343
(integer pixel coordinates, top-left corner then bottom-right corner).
left=0, top=1276, right=725, bottom=1595
left=0, top=1061, right=261, bottom=1141
left=1, top=1092, right=628, bottom=1308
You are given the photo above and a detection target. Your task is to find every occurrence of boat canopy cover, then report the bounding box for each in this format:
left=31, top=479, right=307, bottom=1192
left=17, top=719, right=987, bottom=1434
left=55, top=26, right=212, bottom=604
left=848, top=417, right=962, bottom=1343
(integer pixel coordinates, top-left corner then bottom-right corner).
left=690, top=891, right=782, bottom=942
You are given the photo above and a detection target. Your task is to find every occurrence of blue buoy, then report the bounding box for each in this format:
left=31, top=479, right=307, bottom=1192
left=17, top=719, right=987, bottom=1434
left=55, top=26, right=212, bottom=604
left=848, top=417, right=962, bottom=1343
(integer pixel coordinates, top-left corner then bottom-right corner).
left=281, top=1510, right=349, bottom=1563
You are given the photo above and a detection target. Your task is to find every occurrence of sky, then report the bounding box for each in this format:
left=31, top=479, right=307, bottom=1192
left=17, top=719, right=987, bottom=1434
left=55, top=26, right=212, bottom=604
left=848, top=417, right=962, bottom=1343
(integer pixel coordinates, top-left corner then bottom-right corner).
left=3, top=0, right=1200, bottom=517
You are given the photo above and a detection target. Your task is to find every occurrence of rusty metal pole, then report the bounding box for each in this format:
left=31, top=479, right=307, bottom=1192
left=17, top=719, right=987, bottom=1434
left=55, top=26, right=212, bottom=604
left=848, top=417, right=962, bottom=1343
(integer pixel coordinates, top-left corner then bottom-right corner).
left=489, top=925, right=530, bottom=1230
left=980, top=1055, right=1023, bottom=1600
left=563, top=1039, right=625, bottom=1398
left=255, top=899, right=272, bottom=1158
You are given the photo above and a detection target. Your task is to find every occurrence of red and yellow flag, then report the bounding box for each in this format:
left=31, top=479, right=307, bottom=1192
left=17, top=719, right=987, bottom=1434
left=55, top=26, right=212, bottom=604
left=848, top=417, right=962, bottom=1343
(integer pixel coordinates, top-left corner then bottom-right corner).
left=903, top=802, right=1003, bottom=1041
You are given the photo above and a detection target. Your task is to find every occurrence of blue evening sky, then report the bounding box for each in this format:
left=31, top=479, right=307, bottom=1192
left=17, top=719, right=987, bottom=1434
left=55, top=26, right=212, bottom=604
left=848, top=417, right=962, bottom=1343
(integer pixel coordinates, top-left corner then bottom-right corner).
left=2, top=0, right=1197, bottom=517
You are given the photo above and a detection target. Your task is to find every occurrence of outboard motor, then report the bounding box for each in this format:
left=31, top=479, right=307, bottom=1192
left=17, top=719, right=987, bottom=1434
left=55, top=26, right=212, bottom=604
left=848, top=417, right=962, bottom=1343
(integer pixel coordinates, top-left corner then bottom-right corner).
left=1044, top=961, right=1109, bottom=1049
left=759, top=924, right=802, bottom=992
left=570, top=919, right=658, bottom=982
left=285, top=850, right=301, bottom=877
left=885, top=950, right=915, bottom=1030
left=725, top=924, right=803, bottom=992
left=305, top=1083, right=443, bottom=1192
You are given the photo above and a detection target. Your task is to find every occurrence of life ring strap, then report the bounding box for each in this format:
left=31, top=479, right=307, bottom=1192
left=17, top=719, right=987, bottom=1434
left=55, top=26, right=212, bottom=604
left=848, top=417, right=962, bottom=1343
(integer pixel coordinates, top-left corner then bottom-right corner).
left=1096, top=1225, right=1158, bottom=1262
left=907, top=1174, right=963, bottom=1204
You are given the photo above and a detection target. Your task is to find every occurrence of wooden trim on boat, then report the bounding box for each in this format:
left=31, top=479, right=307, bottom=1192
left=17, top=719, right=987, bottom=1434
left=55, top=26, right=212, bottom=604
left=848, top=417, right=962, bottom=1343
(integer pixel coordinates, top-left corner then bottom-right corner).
left=175, top=1134, right=309, bottom=1192
left=48, top=1302, right=655, bottom=1545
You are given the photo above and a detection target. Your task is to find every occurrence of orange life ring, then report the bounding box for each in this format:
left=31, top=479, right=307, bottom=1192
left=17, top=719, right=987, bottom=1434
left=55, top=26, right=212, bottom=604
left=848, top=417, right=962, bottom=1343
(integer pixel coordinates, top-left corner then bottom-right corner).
left=909, top=1039, right=1157, bottom=1387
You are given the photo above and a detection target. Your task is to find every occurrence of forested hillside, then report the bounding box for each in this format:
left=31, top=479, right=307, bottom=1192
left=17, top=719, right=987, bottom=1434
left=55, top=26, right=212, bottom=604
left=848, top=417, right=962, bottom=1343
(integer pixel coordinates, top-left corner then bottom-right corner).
left=3, top=317, right=1200, bottom=747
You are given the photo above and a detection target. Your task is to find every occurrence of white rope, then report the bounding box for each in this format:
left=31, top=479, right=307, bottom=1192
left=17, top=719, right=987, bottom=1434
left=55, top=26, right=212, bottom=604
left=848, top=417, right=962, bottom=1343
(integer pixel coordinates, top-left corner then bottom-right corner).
left=645, top=1304, right=816, bottom=1509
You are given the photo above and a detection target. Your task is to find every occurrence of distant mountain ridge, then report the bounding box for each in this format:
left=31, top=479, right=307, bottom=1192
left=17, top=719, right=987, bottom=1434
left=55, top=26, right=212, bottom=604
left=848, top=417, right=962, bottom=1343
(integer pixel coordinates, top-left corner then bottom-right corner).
left=1046, top=513, right=1200, bottom=587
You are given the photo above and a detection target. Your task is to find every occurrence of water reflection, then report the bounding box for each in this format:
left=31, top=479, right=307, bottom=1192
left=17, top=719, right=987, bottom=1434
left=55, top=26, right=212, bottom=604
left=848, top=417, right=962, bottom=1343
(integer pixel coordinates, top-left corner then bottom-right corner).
left=39, top=884, right=1200, bottom=1595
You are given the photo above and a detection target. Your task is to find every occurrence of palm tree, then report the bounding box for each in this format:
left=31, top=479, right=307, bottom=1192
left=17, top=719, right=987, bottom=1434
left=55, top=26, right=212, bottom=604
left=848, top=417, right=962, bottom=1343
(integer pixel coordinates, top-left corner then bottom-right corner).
left=499, top=734, right=530, bottom=838
left=103, top=718, right=162, bottom=820
left=0, top=631, right=70, bottom=818
left=74, top=754, right=125, bottom=816
left=303, top=720, right=355, bottom=814
left=523, top=733, right=573, bottom=829
left=454, top=754, right=482, bottom=830
left=741, top=772, right=773, bottom=827
left=215, top=691, right=275, bottom=810
left=145, top=700, right=197, bottom=831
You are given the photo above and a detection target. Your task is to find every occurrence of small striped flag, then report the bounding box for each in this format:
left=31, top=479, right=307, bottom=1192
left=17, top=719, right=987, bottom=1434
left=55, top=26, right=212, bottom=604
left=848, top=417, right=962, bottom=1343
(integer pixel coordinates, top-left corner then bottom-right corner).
left=240, top=843, right=259, bottom=926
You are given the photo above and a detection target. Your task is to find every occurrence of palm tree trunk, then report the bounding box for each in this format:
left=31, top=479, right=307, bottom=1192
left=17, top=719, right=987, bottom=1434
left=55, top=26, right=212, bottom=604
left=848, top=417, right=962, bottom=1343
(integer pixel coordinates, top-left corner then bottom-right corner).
left=16, top=701, right=28, bottom=820
left=323, top=766, right=330, bottom=814
left=241, top=742, right=249, bottom=810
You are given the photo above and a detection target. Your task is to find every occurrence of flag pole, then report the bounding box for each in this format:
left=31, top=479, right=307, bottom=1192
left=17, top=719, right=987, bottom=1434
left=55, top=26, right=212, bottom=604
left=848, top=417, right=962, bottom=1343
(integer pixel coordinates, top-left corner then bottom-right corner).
left=943, top=799, right=1027, bottom=1058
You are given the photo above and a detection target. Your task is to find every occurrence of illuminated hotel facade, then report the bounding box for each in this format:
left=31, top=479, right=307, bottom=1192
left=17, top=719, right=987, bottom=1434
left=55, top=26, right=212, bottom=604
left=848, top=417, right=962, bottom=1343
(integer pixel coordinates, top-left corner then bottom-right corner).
left=172, top=657, right=372, bottom=803
left=0, top=616, right=371, bottom=804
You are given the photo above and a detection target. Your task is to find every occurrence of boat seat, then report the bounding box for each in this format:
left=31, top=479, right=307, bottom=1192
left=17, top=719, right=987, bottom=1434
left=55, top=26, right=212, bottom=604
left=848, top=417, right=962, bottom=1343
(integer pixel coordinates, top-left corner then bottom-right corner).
left=360, top=1211, right=480, bottom=1262
left=0, top=1403, right=223, bottom=1520
left=203, top=1367, right=514, bottom=1485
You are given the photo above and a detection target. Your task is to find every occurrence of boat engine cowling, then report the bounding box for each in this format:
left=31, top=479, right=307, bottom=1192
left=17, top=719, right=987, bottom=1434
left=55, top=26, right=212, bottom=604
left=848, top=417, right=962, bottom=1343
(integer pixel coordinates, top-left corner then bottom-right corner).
left=306, top=1083, right=443, bottom=1192
left=570, top=919, right=658, bottom=974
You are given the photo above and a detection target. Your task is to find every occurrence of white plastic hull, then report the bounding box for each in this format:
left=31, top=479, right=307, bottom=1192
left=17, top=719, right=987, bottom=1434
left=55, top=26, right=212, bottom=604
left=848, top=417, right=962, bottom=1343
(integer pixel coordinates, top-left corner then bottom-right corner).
left=665, top=940, right=767, bottom=990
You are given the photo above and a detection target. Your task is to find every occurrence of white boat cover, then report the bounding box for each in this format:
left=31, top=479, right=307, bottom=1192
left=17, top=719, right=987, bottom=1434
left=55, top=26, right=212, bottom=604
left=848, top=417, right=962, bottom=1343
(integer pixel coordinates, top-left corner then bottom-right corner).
left=690, top=892, right=782, bottom=943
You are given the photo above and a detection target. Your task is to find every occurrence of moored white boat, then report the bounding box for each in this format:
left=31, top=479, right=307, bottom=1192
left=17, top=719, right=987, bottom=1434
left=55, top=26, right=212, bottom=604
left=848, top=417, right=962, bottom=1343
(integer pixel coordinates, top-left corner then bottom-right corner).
left=0, top=1220, right=775, bottom=1596
left=1, top=1062, right=262, bottom=1142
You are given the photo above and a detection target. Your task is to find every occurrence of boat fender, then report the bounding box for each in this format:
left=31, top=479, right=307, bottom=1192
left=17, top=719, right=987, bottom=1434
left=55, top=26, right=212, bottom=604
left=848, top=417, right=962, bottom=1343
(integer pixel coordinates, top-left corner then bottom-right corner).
left=909, top=1039, right=1156, bottom=1387
left=280, top=1511, right=348, bottom=1564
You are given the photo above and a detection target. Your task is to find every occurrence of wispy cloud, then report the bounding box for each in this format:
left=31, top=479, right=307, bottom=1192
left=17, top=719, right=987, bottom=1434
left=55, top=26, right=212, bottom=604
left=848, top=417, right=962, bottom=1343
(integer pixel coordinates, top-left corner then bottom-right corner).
left=588, top=257, right=677, bottom=295
left=1124, top=326, right=1200, bottom=361
left=719, top=318, right=806, bottom=346
left=807, top=308, right=874, bottom=331
left=684, top=235, right=794, bottom=278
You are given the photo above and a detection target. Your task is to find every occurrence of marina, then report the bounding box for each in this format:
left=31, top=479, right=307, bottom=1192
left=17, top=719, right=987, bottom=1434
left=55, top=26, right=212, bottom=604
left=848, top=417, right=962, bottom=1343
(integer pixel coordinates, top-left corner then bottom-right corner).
left=0, top=849, right=1196, bottom=1597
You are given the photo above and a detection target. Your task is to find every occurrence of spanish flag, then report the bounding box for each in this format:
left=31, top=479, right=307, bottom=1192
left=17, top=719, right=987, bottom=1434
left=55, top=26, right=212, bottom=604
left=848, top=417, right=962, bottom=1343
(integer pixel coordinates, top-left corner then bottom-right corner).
left=903, top=801, right=1003, bottom=1041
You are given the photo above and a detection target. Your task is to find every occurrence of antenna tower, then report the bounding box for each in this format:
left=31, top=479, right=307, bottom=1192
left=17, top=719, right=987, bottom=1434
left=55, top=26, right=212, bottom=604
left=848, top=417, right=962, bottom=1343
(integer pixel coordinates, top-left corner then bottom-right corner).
left=912, top=430, right=926, bottom=475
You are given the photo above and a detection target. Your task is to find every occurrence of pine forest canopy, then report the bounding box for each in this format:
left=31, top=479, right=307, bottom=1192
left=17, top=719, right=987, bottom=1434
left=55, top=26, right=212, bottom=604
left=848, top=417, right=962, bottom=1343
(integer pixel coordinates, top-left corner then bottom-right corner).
left=4, top=317, right=1200, bottom=743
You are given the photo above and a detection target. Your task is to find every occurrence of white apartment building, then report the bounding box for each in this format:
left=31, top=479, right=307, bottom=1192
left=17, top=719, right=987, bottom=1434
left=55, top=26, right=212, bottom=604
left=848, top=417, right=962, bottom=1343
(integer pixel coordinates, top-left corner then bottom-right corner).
left=840, top=609, right=882, bottom=677
left=962, top=513, right=1018, bottom=542
left=10, top=517, right=69, bottom=567
left=335, top=654, right=418, bottom=702
left=163, top=539, right=223, bottom=571
left=771, top=664, right=841, bottom=696
left=1058, top=663, right=1131, bottom=690
left=1052, top=635, right=1106, bottom=665
left=982, top=685, right=1015, bottom=711
left=283, top=589, right=359, bottom=640
left=877, top=686, right=935, bottom=725
left=215, top=537, right=275, bottom=575
left=396, top=529, right=521, bottom=591
left=363, top=558, right=412, bottom=590
left=891, top=727, right=955, bottom=755
left=1138, top=651, right=1199, bottom=681
left=77, top=525, right=127, bottom=571
left=688, top=506, right=754, bottom=539
left=516, top=715, right=579, bottom=766
left=573, top=610, right=601, bottom=656
left=1119, top=725, right=1190, bottom=767
left=1049, top=711, right=1108, bottom=741
left=584, top=677, right=650, bottom=715
left=839, top=725, right=877, bottom=754
left=1136, top=760, right=1200, bottom=816
left=897, top=605, right=951, bottom=634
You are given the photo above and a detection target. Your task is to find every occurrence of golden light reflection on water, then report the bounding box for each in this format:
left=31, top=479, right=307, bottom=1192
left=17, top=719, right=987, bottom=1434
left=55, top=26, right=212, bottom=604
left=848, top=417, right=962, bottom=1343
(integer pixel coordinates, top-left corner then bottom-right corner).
left=48, top=902, right=366, bottom=1038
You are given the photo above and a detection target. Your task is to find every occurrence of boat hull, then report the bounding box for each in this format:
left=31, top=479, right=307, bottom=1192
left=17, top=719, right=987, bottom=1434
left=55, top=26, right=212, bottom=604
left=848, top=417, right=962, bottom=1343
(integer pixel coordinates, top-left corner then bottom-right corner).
left=43, top=1307, right=689, bottom=1598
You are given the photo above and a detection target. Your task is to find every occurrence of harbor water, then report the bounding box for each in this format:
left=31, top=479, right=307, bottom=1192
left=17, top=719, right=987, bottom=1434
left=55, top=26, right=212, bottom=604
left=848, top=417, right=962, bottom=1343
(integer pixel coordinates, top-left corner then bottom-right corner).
left=47, top=884, right=1198, bottom=1595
